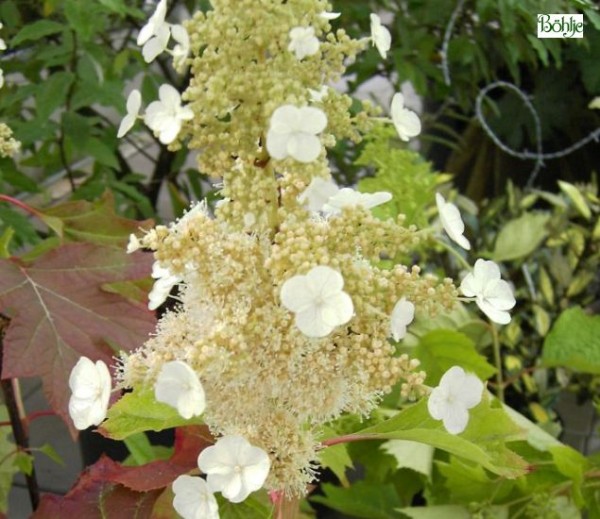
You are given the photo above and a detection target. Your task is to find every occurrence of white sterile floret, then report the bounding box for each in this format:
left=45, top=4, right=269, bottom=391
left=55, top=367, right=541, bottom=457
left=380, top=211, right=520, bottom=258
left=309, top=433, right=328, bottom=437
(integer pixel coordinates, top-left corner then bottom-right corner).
left=172, top=475, right=219, bottom=519
left=148, top=261, right=181, bottom=310
left=320, top=11, right=341, bottom=20
left=126, top=233, right=142, bottom=254
left=68, top=357, right=111, bottom=430
left=137, top=0, right=168, bottom=46
left=198, top=435, right=271, bottom=504
left=144, top=84, right=194, bottom=145
left=171, top=24, right=190, bottom=72
left=142, top=23, right=170, bottom=63
left=154, top=360, right=206, bottom=419
left=298, top=177, right=339, bottom=212
left=460, top=259, right=516, bottom=325
left=117, top=90, right=142, bottom=139
left=428, top=366, right=484, bottom=434
left=280, top=266, right=353, bottom=338
left=322, top=187, right=392, bottom=216
left=391, top=93, right=421, bottom=142
left=266, top=105, right=327, bottom=163
left=288, top=26, right=320, bottom=60
left=370, top=13, right=391, bottom=59
left=390, top=298, right=415, bottom=341
left=435, top=193, right=470, bottom=250
left=308, top=86, right=329, bottom=103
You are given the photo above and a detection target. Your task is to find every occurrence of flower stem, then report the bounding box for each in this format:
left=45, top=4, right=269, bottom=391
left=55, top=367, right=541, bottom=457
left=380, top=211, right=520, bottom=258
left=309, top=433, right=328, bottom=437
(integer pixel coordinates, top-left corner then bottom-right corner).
left=490, top=322, right=505, bottom=402
left=436, top=237, right=471, bottom=270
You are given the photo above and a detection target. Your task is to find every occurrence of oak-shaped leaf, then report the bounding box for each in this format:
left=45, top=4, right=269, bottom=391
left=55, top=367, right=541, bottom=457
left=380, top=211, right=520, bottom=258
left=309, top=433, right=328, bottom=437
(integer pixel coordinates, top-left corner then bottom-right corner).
left=0, top=243, right=155, bottom=435
left=32, top=426, right=212, bottom=519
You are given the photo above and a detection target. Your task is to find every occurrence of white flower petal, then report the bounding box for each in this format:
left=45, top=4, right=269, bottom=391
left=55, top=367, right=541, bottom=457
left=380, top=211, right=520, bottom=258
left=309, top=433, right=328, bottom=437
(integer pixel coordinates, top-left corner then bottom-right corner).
left=154, top=360, right=206, bottom=419
left=391, top=93, right=421, bottom=141
left=287, top=132, right=322, bottom=163
left=288, top=26, right=320, bottom=60
left=137, top=0, right=167, bottom=45
left=436, top=193, right=470, bottom=250
left=298, top=106, right=328, bottom=134
left=297, top=177, right=340, bottom=212
left=390, top=298, right=415, bottom=341
left=68, top=357, right=111, bottom=430
left=442, top=404, right=470, bottom=435
left=477, top=299, right=511, bottom=324
left=370, top=13, right=391, bottom=59
left=320, top=11, right=341, bottom=20
left=172, top=475, right=219, bottom=519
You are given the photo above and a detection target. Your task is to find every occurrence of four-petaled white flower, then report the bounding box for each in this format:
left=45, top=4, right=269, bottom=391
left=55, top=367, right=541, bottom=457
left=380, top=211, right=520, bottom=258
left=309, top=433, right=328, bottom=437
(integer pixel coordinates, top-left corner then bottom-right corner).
left=198, top=435, right=271, bottom=504
left=288, top=26, right=320, bottom=60
left=298, top=177, right=339, bottom=213
left=154, top=360, right=206, bottom=419
left=370, top=14, right=391, bottom=59
left=460, top=259, right=516, bottom=325
left=266, top=105, right=327, bottom=163
left=391, top=93, right=421, bottom=142
left=148, top=261, right=181, bottom=310
left=435, top=193, right=470, bottom=250
left=68, top=357, right=111, bottom=430
left=428, top=366, right=484, bottom=434
left=171, top=24, right=190, bottom=72
left=322, top=187, right=392, bottom=216
left=172, top=475, right=219, bottom=519
left=390, top=298, right=415, bottom=341
left=281, top=266, right=353, bottom=338
left=117, top=90, right=142, bottom=139
left=144, top=84, right=193, bottom=145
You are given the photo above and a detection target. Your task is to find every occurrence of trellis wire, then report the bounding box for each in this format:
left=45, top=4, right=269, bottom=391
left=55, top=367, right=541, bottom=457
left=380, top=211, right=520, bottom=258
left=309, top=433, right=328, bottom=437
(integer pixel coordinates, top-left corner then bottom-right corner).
left=441, top=0, right=600, bottom=187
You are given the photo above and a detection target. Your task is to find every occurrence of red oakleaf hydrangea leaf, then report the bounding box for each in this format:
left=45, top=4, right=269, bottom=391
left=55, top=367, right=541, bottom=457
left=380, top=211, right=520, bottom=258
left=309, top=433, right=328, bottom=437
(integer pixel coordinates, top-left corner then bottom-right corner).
left=32, top=426, right=212, bottom=518
left=0, top=243, right=155, bottom=435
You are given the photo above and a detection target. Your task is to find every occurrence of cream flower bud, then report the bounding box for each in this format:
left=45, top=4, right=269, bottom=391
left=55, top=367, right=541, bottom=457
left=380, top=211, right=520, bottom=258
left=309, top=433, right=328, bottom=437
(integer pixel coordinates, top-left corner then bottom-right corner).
left=198, top=435, right=270, bottom=504
left=68, top=357, right=111, bottom=430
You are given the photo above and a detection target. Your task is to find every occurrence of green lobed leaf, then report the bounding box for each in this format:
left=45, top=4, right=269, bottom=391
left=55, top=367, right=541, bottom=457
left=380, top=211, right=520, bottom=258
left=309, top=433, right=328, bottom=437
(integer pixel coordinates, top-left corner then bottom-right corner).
left=542, top=306, right=600, bottom=374
left=100, top=389, right=203, bottom=440
left=492, top=212, right=550, bottom=262
left=397, top=505, right=471, bottom=519
left=36, top=71, right=75, bottom=120
left=381, top=440, right=433, bottom=479
left=558, top=181, right=592, bottom=220
left=413, top=329, right=496, bottom=385
left=217, top=493, right=273, bottom=519
left=348, top=396, right=528, bottom=479
left=0, top=406, right=20, bottom=513
left=319, top=441, right=353, bottom=486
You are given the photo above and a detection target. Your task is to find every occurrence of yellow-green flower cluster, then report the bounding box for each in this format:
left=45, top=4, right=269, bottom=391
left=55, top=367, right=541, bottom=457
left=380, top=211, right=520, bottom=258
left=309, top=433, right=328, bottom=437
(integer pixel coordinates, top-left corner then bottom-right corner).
left=0, top=123, right=20, bottom=158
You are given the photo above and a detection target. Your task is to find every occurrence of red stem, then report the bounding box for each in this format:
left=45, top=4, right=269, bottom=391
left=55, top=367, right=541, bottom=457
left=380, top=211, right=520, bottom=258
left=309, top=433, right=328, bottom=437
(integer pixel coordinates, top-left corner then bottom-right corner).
left=320, top=433, right=377, bottom=448
left=27, top=410, right=56, bottom=423
left=0, top=194, right=42, bottom=219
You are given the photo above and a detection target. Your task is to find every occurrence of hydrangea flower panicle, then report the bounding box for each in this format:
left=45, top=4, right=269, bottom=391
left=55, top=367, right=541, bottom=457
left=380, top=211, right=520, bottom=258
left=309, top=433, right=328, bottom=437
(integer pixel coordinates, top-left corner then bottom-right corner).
left=370, top=14, right=391, bottom=59
left=390, top=298, right=415, bottom=341
left=198, top=435, right=271, bottom=504
left=144, top=84, right=194, bottom=145
left=322, top=187, right=392, bottom=215
left=117, top=89, right=142, bottom=138
left=154, top=360, right=206, bottom=419
left=172, top=475, right=219, bottom=519
left=428, top=366, right=484, bottom=434
left=288, top=26, right=320, bottom=60
left=266, top=105, right=327, bottom=163
left=391, top=93, right=421, bottom=142
left=435, top=193, right=471, bottom=250
left=460, top=259, right=516, bottom=325
left=280, top=265, right=353, bottom=338
left=68, top=357, right=111, bottom=430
